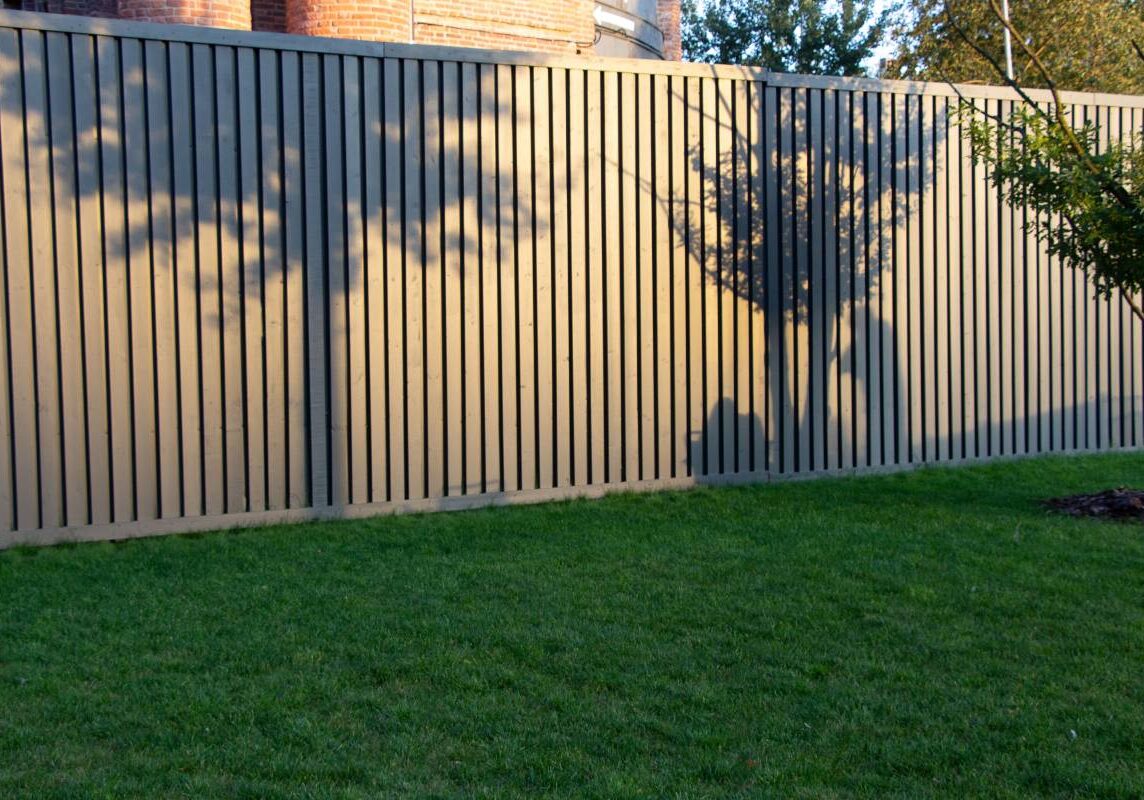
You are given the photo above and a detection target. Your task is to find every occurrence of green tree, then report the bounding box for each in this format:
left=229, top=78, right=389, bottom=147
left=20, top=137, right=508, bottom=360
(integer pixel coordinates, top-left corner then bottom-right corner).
left=888, top=0, right=1144, bottom=93
left=681, top=0, right=887, bottom=75
left=960, top=0, right=1144, bottom=321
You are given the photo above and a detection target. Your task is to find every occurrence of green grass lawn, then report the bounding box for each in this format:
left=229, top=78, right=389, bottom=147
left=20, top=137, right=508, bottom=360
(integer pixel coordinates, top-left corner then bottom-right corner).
left=2, top=454, right=1144, bottom=798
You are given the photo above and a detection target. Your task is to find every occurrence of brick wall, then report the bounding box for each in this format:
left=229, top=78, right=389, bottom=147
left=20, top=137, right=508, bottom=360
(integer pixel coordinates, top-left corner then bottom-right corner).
left=285, top=0, right=409, bottom=40
left=250, top=0, right=284, bottom=31
left=412, top=0, right=595, bottom=54
left=118, top=0, right=250, bottom=27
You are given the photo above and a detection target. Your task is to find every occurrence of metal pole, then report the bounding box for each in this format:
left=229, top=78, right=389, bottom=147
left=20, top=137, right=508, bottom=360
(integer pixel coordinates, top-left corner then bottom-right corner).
left=1001, top=0, right=1015, bottom=81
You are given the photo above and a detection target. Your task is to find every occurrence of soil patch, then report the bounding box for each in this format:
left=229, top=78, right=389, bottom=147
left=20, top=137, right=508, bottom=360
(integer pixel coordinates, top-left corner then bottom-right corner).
left=1044, top=488, right=1144, bottom=522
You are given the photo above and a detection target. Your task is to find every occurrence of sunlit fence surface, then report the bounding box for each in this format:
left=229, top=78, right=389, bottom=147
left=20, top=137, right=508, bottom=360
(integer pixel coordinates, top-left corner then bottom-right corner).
left=1, top=8, right=1142, bottom=546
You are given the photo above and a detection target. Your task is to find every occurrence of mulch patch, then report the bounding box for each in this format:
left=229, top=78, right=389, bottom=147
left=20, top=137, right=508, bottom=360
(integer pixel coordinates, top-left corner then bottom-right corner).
left=1044, top=488, right=1144, bottom=522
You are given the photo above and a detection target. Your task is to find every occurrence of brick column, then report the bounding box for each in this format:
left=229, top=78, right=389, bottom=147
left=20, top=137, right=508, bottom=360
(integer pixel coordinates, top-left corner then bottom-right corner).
left=658, top=0, right=681, bottom=61
left=286, top=0, right=411, bottom=40
left=118, top=0, right=252, bottom=28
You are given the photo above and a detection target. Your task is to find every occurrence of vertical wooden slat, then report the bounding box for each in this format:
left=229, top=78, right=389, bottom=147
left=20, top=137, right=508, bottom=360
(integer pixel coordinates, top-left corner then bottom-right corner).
left=301, top=52, right=328, bottom=505
left=169, top=42, right=201, bottom=515
left=864, top=90, right=883, bottom=465
left=686, top=76, right=704, bottom=476
left=531, top=65, right=553, bottom=490
left=476, top=62, right=499, bottom=492
left=460, top=61, right=482, bottom=494
left=495, top=62, right=517, bottom=492
left=362, top=56, right=386, bottom=501
left=71, top=33, right=110, bottom=524
left=216, top=46, right=245, bottom=513
left=259, top=48, right=286, bottom=510
left=422, top=59, right=444, bottom=499
left=585, top=69, right=605, bottom=484
left=603, top=70, right=623, bottom=481
left=442, top=61, right=464, bottom=497
left=654, top=73, right=673, bottom=479
left=342, top=55, right=367, bottom=505
left=807, top=87, right=824, bottom=471
left=764, top=85, right=780, bottom=472
left=637, top=72, right=656, bottom=480
left=920, top=95, right=938, bottom=462
left=748, top=81, right=766, bottom=473
left=732, top=79, right=751, bottom=473
left=46, top=32, right=88, bottom=524
left=847, top=90, right=867, bottom=469
left=237, top=46, right=265, bottom=512
left=322, top=53, right=348, bottom=508
left=702, top=77, right=722, bottom=476
left=568, top=68, right=589, bottom=487
left=619, top=70, right=638, bottom=481
left=878, top=91, right=895, bottom=465
left=894, top=92, right=912, bottom=465
left=0, top=28, right=38, bottom=529
left=383, top=57, right=407, bottom=499
left=404, top=59, right=426, bottom=499
left=933, top=96, right=949, bottom=461
left=947, top=101, right=964, bottom=460
left=282, top=51, right=307, bottom=507
left=550, top=67, right=572, bottom=488
left=821, top=88, right=839, bottom=471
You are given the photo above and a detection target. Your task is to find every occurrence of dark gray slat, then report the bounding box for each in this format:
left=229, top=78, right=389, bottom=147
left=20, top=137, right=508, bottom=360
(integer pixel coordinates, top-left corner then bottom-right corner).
left=45, top=31, right=89, bottom=524
left=143, top=38, right=180, bottom=516
left=763, top=85, right=780, bottom=472
left=0, top=28, right=35, bottom=530
left=300, top=51, right=327, bottom=506
left=191, top=42, right=224, bottom=515
left=258, top=47, right=286, bottom=510
left=878, top=93, right=897, bottom=464
left=946, top=98, right=965, bottom=459
left=382, top=57, right=407, bottom=500
left=441, top=61, right=465, bottom=496
left=70, top=32, right=111, bottom=525
left=22, top=30, right=65, bottom=528
left=402, top=58, right=426, bottom=500
left=459, top=60, right=483, bottom=494
left=421, top=58, right=444, bottom=498
left=339, top=54, right=368, bottom=506
left=214, top=45, right=245, bottom=513
left=969, top=97, right=988, bottom=457
left=235, top=46, right=266, bottom=512
left=361, top=56, right=386, bottom=502
left=477, top=62, right=501, bottom=492
left=1008, top=98, right=1027, bottom=455
left=840, top=90, right=862, bottom=470
left=281, top=50, right=307, bottom=507
left=729, top=77, right=752, bottom=474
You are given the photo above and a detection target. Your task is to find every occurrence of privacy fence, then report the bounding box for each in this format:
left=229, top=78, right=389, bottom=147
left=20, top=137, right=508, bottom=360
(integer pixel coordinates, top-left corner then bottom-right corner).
left=1, top=9, right=1142, bottom=546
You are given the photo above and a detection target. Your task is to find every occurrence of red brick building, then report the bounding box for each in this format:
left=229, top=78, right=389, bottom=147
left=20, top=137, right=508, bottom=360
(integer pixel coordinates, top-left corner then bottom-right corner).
left=3, top=0, right=682, bottom=60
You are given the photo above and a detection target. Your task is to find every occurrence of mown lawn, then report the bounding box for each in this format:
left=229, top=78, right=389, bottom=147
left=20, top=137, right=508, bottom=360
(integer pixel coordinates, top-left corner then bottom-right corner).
left=2, top=453, right=1143, bottom=798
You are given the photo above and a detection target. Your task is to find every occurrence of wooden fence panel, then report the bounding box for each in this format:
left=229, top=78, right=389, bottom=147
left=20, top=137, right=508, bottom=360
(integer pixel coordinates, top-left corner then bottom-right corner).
left=2, top=10, right=1143, bottom=546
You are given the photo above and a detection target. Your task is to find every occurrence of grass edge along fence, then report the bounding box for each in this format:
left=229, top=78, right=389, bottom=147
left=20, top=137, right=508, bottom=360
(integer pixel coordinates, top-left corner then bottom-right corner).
left=1, top=8, right=1143, bottom=547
